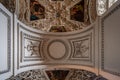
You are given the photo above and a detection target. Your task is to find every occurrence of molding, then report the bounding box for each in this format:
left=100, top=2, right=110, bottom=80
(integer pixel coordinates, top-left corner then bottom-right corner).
left=89, top=0, right=97, bottom=23
left=22, top=32, right=45, bottom=62
left=17, top=23, right=95, bottom=68
left=101, top=2, right=120, bottom=76
left=20, top=63, right=95, bottom=69
left=17, top=28, right=48, bottom=68
left=17, top=23, right=20, bottom=69
left=69, top=34, right=92, bottom=61
left=16, top=23, right=44, bottom=69
left=0, top=7, right=11, bottom=74
left=68, top=32, right=95, bottom=67
left=17, top=22, right=94, bottom=37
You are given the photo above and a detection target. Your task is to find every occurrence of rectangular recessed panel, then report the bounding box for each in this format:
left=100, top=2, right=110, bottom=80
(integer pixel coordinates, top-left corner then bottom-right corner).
left=102, top=5, right=120, bottom=75
left=0, top=12, right=8, bottom=72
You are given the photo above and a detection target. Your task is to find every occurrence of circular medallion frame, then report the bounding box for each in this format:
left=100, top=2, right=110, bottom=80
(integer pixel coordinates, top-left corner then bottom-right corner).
left=47, top=40, right=68, bottom=60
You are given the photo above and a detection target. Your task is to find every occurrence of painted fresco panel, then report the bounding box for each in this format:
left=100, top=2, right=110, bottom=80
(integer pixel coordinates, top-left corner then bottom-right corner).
left=30, top=0, right=45, bottom=21
left=46, top=70, right=69, bottom=80
left=49, top=26, right=66, bottom=32
left=70, top=0, right=84, bottom=22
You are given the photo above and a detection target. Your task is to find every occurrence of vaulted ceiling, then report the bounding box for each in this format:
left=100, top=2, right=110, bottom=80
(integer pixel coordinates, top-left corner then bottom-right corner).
left=17, top=0, right=97, bottom=32
left=0, top=0, right=118, bottom=32
left=0, top=0, right=97, bottom=32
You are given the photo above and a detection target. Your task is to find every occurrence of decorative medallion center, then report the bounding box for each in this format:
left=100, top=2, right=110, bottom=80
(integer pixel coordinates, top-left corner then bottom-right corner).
left=48, top=41, right=67, bottom=60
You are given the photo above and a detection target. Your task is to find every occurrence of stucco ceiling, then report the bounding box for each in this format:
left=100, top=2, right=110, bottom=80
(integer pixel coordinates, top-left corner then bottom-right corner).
left=0, top=0, right=97, bottom=32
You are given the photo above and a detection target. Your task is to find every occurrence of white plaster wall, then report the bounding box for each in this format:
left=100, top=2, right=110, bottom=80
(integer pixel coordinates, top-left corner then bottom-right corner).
left=0, top=3, right=13, bottom=80
left=99, top=0, right=120, bottom=80
left=0, top=8, right=8, bottom=72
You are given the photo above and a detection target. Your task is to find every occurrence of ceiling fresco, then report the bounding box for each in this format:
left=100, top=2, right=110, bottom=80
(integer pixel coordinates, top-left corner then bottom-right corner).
left=17, top=0, right=97, bottom=32
left=30, top=0, right=45, bottom=21
left=70, top=0, right=84, bottom=22
left=46, top=70, right=69, bottom=80
left=0, top=0, right=15, bottom=12
left=7, top=69, right=107, bottom=80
